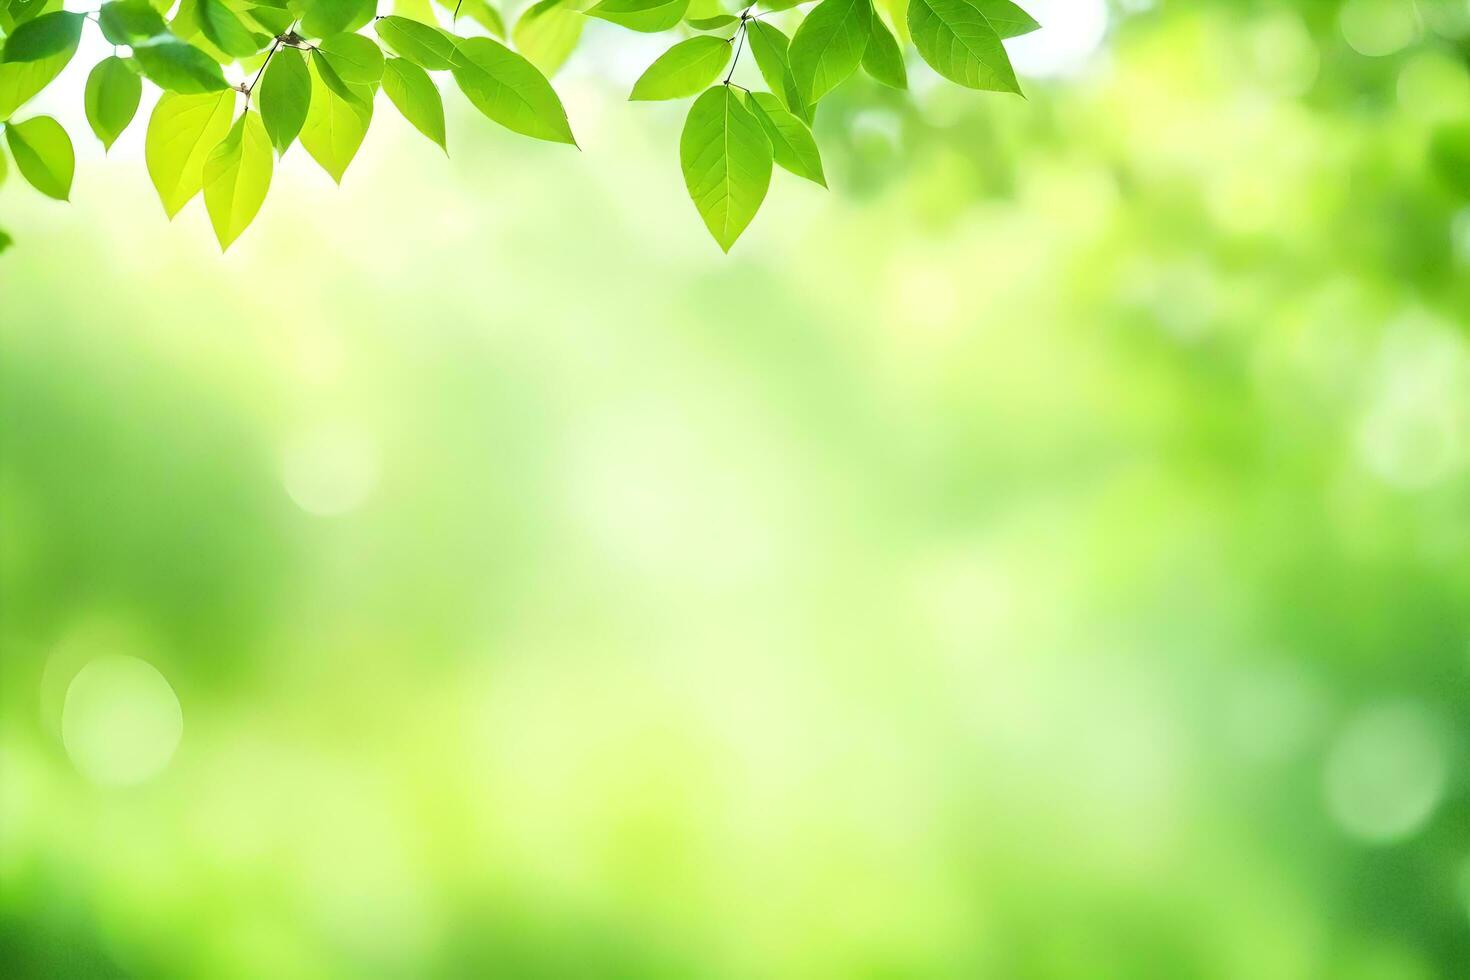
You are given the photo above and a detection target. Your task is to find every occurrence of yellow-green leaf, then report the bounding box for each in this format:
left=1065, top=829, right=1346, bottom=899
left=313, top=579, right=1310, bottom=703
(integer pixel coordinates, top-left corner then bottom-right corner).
left=5, top=114, right=73, bottom=199
left=0, top=37, right=76, bottom=119
left=84, top=55, right=142, bottom=151
left=382, top=56, right=445, bottom=150
left=512, top=0, right=583, bottom=78
left=631, top=35, right=732, bottom=103
left=789, top=0, right=871, bottom=105
left=908, top=0, right=1020, bottom=93
left=318, top=32, right=385, bottom=84
left=145, top=89, right=236, bottom=217
left=746, top=89, right=824, bottom=186
left=449, top=36, right=575, bottom=145
left=203, top=109, right=273, bottom=249
left=679, top=85, right=772, bottom=251
left=586, top=0, right=689, bottom=34
left=375, top=15, right=456, bottom=71
left=861, top=6, right=905, bottom=88
left=299, top=54, right=374, bottom=182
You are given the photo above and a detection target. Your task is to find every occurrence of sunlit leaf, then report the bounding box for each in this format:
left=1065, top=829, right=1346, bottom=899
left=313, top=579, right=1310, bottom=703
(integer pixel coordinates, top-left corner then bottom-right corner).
left=789, top=0, right=870, bottom=105
left=259, top=44, right=310, bottom=153
left=679, top=85, right=772, bottom=251
left=586, top=0, right=689, bottom=34
left=512, top=0, right=584, bottom=78
left=440, top=0, right=505, bottom=38
left=146, top=89, right=236, bottom=216
left=299, top=54, right=374, bottom=182
left=908, top=0, right=1019, bottom=94
left=686, top=14, right=736, bottom=30
left=449, top=36, right=575, bottom=145
left=203, top=109, right=272, bottom=249
left=319, top=32, right=386, bottom=84
left=746, top=89, right=824, bottom=186
left=375, top=15, right=456, bottom=71
left=974, top=0, right=1038, bottom=39
left=84, top=55, right=143, bottom=151
left=5, top=114, right=72, bottom=199
left=861, top=7, right=905, bottom=89
left=382, top=57, right=445, bottom=150
left=746, top=20, right=808, bottom=123
left=630, top=35, right=731, bottom=102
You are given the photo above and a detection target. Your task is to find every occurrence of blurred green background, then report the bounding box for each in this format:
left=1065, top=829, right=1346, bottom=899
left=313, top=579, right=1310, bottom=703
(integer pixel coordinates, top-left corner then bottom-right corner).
left=5, top=0, right=1470, bottom=976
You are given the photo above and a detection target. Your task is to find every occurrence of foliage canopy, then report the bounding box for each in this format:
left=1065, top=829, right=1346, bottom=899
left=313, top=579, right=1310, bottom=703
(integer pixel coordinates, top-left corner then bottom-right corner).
left=0, top=0, right=1036, bottom=250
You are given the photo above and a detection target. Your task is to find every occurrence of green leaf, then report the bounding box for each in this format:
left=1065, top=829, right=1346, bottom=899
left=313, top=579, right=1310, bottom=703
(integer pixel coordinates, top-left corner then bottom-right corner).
left=98, top=0, right=169, bottom=44
left=146, top=89, right=236, bottom=217
left=0, top=39, right=75, bottom=120
left=300, top=0, right=374, bottom=38
left=686, top=13, right=736, bottom=29
left=0, top=228, right=12, bottom=254
left=512, top=0, right=584, bottom=78
left=449, top=36, right=575, bottom=145
left=758, top=0, right=803, bottom=10
left=375, top=15, right=456, bottom=71
left=908, top=0, right=1019, bottom=93
left=245, top=5, right=294, bottom=34
left=203, top=109, right=272, bottom=249
left=789, top=0, right=871, bottom=105
left=746, top=20, right=807, bottom=122
left=585, top=0, right=689, bottom=34
left=259, top=44, right=310, bottom=153
left=84, top=55, right=142, bottom=151
left=440, top=0, right=505, bottom=37
left=198, top=0, right=267, bottom=57
left=382, top=56, right=445, bottom=150
left=2, top=10, right=83, bottom=63
left=5, top=114, right=72, bottom=199
left=319, top=32, right=385, bottom=84
left=746, top=89, right=824, bottom=186
left=629, top=35, right=730, bottom=102
left=299, top=54, right=373, bottom=182
left=133, top=40, right=233, bottom=93
left=861, top=7, right=905, bottom=88
left=0, top=140, right=6, bottom=185
left=974, top=0, right=1038, bottom=39
left=3, top=0, right=48, bottom=29
left=679, top=85, right=772, bottom=252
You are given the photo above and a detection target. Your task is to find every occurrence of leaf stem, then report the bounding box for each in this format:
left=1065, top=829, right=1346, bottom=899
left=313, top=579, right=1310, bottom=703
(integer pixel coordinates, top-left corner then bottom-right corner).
left=724, top=17, right=748, bottom=85
left=244, top=38, right=284, bottom=107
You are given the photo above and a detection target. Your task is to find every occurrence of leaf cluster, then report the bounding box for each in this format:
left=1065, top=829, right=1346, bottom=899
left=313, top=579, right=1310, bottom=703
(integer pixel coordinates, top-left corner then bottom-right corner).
left=0, top=0, right=1036, bottom=252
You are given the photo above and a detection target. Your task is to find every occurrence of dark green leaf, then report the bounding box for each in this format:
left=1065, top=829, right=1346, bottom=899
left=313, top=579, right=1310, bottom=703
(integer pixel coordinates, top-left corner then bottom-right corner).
left=679, top=85, right=772, bottom=251
left=449, top=36, right=575, bottom=145
left=98, top=1, right=169, bottom=45
left=259, top=44, right=311, bottom=153
left=5, top=114, right=73, bottom=199
left=0, top=39, right=76, bottom=120
left=630, top=35, right=731, bottom=102
left=133, top=40, right=234, bottom=92
left=199, top=0, right=268, bottom=58
left=84, top=55, right=142, bottom=150
left=2, top=11, right=83, bottom=63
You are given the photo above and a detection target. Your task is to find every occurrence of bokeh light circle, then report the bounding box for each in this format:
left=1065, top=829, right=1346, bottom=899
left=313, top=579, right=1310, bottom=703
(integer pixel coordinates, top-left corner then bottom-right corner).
left=1339, top=0, right=1420, bottom=57
left=62, top=655, right=183, bottom=786
left=281, top=422, right=381, bottom=517
left=1323, top=701, right=1446, bottom=844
